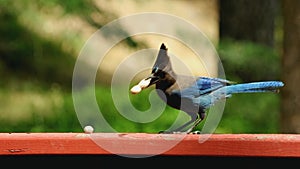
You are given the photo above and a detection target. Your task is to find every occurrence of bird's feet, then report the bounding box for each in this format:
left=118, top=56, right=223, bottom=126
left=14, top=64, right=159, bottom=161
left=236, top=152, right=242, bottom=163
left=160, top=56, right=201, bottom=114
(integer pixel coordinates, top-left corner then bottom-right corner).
left=158, top=130, right=187, bottom=134
left=189, top=130, right=201, bottom=134
left=158, top=130, right=201, bottom=134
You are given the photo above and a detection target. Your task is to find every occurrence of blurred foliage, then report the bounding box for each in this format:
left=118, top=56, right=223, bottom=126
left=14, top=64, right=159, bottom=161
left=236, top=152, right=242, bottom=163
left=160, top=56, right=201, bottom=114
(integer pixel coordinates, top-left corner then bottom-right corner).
left=0, top=82, right=81, bottom=132
left=218, top=38, right=281, bottom=83
left=0, top=0, right=141, bottom=89
left=0, top=1, right=75, bottom=88
left=0, top=1, right=282, bottom=133
left=215, top=38, right=282, bottom=133
left=0, top=39, right=282, bottom=133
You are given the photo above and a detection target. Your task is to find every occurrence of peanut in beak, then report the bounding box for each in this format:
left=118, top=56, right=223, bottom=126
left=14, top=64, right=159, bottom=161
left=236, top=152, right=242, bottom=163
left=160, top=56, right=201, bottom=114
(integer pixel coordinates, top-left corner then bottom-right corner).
left=130, top=78, right=151, bottom=94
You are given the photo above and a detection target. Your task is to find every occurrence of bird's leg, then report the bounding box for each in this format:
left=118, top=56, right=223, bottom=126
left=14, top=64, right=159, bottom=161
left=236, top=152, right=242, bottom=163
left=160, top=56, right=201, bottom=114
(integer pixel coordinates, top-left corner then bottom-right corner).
left=159, top=113, right=198, bottom=134
left=185, top=118, right=202, bottom=134
left=158, top=120, right=193, bottom=134
left=186, top=112, right=206, bottom=134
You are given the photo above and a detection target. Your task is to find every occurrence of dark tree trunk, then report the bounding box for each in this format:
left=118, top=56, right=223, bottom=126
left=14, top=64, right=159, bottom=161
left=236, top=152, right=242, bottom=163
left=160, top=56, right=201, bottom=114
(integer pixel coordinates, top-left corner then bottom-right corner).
left=281, top=0, right=300, bottom=133
left=220, top=0, right=277, bottom=47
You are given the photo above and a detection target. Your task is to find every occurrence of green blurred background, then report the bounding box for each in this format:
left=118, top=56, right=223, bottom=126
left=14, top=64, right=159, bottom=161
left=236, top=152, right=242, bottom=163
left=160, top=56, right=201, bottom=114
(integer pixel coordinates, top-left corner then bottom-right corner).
left=0, top=0, right=293, bottom=133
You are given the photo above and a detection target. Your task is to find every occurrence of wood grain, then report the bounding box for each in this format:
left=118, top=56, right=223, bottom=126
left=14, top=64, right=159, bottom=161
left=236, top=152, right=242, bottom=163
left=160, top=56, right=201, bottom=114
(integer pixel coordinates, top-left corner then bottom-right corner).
left=0, top=133, right=299, bottom=157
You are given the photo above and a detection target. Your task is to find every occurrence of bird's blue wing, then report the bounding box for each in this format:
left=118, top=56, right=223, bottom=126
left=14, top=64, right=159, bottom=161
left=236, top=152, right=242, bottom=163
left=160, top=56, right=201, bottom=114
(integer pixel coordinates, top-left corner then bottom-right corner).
left=178, top=77, right=234, bottom=98
left=196, top=77, right=233, bottom=95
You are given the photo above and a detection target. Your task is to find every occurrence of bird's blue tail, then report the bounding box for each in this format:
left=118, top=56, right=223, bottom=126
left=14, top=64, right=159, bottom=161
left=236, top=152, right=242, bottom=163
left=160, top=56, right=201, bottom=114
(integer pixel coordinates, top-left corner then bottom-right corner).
left=225, top=81, right=284, bottom=94
left=194, top=81, right=284, bottom=109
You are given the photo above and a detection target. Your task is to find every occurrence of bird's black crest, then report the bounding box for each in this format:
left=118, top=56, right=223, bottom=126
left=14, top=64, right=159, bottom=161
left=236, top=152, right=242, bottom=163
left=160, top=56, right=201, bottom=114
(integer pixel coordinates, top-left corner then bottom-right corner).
left=160, top=43, right=168, bottom=50
left=153, top=43, right=171, bottom=71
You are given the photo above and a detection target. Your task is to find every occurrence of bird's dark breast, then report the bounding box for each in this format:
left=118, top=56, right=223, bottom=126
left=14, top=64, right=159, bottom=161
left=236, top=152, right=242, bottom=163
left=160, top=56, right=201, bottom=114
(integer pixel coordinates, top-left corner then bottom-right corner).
left=162, top=92, right=182, bottom=110
left=156, top=89, right=200, bottom=115
left=155, top=78, right=202, bottom=114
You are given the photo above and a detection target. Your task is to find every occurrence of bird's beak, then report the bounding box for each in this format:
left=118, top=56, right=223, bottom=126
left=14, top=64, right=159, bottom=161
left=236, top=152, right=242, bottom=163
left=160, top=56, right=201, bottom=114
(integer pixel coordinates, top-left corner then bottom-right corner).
left=130, top=74, right=160, bottom=94
left=145, top=74, right=160, bottom=87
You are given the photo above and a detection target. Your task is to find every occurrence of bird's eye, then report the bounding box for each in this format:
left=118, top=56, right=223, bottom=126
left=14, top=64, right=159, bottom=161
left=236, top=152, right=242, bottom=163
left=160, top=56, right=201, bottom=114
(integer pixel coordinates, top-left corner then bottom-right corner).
left=152, top=67, right=159, bottom=74
left=152, top=67, right=165, bottom=79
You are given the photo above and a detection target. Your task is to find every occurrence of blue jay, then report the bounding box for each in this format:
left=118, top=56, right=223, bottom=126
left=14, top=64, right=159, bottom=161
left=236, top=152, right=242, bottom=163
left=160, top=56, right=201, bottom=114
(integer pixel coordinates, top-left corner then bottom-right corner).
left=131, top=43, right=284, bottom=134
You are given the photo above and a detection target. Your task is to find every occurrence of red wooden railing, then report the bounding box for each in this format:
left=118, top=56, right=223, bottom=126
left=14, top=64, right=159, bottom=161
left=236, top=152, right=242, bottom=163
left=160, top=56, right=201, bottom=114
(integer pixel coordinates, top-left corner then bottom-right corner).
left=0, top=133, right=299, bottom=157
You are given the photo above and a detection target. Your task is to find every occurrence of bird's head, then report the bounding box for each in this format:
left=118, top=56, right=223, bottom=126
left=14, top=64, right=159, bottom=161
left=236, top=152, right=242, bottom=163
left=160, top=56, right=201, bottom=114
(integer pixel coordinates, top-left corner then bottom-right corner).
left=145, top=43, right=174, bottom=87
left=130, top=43, right=175, bottom=94
left=146, top=66, right=167, bottom=86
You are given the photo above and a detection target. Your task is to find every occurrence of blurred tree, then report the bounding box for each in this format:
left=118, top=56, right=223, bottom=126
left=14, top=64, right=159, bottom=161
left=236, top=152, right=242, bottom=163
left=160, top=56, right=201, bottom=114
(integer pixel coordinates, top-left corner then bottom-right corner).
left=218, top=38, right=281, bottom=82
left=0, top=5, right=75, bottom=88
left=0, top=0, right=141, bottom=89
left=281, top=0, right=300, bottom=133
left=220, top=0, right=277, bottom=47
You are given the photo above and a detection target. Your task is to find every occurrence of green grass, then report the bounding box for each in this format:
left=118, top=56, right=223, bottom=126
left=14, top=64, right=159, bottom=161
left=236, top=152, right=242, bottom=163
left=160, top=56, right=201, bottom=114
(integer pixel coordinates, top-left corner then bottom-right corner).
left=216, top=93, right=280, bottom=133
